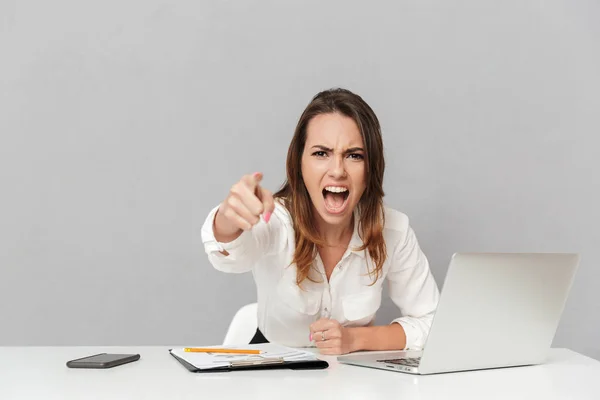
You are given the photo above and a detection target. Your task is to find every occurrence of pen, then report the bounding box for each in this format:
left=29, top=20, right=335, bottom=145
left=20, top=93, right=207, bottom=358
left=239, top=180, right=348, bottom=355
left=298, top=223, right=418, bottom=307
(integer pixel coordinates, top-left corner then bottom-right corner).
left=183, top=348, right=262, bottom=354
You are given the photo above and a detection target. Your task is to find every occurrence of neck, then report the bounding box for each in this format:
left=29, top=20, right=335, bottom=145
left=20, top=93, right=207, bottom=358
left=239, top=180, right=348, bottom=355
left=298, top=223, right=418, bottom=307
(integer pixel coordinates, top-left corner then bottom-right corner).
left=314, top=214, right=354, bottom=248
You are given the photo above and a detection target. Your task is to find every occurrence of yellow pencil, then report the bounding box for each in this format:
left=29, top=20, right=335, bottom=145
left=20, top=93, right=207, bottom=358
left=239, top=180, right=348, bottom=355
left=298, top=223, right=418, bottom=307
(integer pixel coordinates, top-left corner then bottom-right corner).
left=183, top=348, right=262, bottom=354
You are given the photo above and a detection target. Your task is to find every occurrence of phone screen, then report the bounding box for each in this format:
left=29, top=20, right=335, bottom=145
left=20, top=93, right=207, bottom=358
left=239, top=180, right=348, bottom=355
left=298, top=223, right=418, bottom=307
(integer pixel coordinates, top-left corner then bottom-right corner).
left=72, top=354, right=134, bottom=364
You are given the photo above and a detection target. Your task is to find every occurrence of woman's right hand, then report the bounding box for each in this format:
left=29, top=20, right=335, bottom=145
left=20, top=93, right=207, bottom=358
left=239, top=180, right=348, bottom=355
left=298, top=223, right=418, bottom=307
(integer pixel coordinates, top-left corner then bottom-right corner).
left=213, top=172, right=275, bottom=243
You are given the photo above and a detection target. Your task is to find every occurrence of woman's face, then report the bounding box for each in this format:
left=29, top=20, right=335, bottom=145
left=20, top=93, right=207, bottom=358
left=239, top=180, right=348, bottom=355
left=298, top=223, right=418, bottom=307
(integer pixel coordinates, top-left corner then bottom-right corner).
left=301, top=112, right=367, bottom=228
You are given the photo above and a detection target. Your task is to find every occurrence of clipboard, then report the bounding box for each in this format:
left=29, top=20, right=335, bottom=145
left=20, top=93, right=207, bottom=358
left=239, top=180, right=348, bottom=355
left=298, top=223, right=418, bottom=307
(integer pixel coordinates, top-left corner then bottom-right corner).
left=168, top=349, right=329, bottom=373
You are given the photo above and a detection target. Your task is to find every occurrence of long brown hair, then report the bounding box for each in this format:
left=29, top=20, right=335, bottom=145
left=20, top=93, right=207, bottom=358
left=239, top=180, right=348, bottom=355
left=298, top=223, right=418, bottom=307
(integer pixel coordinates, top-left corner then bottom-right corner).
left=275, top=88, right=386, bottom=287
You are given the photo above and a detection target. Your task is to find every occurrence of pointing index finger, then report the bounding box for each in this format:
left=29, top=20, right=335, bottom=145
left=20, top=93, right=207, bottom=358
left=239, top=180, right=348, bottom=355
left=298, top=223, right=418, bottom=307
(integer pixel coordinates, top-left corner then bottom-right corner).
left=242, top=172, right=263, bottom=191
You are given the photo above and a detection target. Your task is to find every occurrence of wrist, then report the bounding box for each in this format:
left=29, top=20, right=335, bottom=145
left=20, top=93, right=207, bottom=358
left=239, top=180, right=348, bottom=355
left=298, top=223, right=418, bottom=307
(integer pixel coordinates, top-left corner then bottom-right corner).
left=347, top=327, right=366, bottom=353
left=213, top=207, right=242, bottom=242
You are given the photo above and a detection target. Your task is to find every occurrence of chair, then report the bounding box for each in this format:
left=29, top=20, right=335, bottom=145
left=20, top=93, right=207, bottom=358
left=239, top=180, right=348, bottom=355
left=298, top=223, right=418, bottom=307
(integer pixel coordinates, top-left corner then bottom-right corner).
left=222, top=303, right=258, bottom=345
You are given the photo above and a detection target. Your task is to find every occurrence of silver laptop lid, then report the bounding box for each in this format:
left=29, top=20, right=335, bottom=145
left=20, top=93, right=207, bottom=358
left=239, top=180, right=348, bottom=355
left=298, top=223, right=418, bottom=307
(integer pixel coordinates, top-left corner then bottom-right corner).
left=418, top=253, right=579, bottom=374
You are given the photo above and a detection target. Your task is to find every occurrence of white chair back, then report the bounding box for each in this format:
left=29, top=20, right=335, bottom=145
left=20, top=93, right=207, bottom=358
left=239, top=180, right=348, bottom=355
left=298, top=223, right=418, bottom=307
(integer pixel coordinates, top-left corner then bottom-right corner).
left=222, top=303, right=258, bottom=345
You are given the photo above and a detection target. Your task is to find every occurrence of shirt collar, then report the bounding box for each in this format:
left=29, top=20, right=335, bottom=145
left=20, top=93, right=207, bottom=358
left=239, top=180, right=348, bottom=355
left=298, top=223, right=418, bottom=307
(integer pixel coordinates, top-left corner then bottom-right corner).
left=349, top=210, right=366, bottom=258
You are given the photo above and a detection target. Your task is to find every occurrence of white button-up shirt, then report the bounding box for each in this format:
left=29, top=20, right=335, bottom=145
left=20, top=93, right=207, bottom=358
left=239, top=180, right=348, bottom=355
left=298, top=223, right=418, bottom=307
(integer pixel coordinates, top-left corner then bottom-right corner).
left=201, top=201, right=440, bottom=350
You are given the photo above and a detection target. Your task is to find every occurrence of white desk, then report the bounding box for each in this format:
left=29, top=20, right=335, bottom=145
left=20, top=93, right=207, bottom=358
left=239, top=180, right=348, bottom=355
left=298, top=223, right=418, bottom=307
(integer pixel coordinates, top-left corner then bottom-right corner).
left=1, top=347, right=599, bottom=399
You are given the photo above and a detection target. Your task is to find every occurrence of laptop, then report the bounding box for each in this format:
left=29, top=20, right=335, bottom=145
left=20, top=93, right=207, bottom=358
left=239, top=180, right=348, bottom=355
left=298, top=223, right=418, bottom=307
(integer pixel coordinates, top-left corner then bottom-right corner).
left=337, top=252, right=580, bottom=375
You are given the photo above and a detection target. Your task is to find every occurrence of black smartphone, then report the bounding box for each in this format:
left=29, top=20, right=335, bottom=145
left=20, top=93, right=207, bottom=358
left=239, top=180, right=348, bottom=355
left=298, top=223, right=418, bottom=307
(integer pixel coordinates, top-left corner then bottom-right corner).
left=66, top=353, right=140, bottom=369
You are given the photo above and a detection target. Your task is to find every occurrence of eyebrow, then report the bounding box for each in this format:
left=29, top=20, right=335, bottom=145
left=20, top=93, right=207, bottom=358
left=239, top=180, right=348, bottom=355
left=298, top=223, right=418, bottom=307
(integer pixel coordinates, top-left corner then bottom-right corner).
left=311, top=145, right=365, bottom=154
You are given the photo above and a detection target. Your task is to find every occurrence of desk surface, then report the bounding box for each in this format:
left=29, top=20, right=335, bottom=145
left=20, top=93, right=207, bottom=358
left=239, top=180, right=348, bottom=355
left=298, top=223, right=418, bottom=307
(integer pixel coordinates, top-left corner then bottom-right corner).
left=1, top=347, right=599, bottom=400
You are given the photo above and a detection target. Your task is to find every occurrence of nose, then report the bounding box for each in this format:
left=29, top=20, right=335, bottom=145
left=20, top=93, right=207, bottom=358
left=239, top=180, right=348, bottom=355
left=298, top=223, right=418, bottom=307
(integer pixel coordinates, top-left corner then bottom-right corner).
left=327, top=154, right=347, bottom=179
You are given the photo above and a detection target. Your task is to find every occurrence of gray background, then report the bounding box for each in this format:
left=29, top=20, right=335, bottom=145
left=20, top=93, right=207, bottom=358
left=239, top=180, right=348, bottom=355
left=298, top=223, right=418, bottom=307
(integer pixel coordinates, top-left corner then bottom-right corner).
left=1, top=0, right=598, bottom=360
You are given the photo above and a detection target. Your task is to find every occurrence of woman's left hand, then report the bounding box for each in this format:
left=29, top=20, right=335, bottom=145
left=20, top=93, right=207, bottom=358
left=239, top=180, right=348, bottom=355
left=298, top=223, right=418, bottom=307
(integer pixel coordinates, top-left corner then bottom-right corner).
left=309, top=319, right=355, bottom=355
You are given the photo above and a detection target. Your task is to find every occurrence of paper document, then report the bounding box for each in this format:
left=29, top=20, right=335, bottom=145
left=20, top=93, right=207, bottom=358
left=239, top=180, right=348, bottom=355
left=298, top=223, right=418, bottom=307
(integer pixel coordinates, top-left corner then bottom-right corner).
left=170, top=343, right=318, bottom=370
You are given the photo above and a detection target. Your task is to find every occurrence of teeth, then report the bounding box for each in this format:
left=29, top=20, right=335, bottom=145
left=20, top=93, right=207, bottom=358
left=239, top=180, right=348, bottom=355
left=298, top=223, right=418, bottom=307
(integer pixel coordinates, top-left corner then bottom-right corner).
left=324, top=186, right=348, bottom=193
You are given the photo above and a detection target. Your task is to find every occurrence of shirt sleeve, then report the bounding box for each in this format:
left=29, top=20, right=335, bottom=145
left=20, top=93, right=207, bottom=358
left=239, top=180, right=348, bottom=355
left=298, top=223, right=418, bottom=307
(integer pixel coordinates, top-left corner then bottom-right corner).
left=387, top=224, right=440, bottom=350
left=201, top=203, right=287, bottom=273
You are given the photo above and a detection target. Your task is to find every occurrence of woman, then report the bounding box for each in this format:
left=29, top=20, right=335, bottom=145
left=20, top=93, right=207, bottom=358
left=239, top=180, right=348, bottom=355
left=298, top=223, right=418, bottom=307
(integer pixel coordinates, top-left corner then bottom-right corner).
left=201, top=88, right=439, bottom=355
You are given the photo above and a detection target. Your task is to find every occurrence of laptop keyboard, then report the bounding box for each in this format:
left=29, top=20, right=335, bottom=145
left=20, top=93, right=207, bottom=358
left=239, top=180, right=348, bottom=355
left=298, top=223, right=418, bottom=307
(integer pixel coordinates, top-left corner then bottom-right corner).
left=376, top=357, right=421, bottom=367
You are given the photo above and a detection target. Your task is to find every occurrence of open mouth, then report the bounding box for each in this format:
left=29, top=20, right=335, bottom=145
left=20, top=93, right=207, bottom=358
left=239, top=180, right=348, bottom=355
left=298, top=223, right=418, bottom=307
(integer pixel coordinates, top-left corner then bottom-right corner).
left=322, top=186, right=350, bottom=213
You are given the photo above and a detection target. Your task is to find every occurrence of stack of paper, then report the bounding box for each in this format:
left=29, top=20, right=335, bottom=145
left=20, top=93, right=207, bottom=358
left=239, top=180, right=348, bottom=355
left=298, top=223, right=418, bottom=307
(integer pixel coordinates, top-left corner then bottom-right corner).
left=170, top=343, right=318, bottom=370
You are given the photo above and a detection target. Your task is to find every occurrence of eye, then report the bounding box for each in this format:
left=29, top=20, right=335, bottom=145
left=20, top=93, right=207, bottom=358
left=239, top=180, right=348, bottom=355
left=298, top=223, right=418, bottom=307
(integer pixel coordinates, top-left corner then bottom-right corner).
left=348, top=153, right=364, bottom=160
left=312, top=151, right=327, bottom=158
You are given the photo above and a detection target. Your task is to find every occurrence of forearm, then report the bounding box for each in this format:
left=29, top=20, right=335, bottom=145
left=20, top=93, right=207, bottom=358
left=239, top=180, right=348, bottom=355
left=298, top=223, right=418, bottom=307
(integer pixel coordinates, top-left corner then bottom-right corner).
left=348, top=323, right=406, bottom=352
